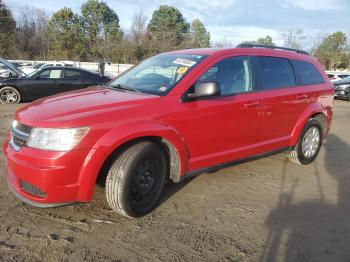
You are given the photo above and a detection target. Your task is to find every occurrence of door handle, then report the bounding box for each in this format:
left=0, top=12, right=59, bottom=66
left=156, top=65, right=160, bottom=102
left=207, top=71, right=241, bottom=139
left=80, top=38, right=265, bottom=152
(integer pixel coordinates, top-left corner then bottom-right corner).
left=296, top=94, right=308, bottom=99
left=243, top=101, right=261, bottom=108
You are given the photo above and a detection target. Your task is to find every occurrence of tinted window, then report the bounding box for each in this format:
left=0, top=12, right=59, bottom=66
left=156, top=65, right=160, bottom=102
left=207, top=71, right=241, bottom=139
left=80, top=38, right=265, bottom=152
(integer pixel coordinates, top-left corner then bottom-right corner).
left=338, top=74, right=350, bottom=79
left=198, top=56, right=252, bottom=95
left=258, top=57, right=295, bottom=90
left=327, top=74, right=334, bottom=78
left=292, top=60, right=325, bottom=85
left=38, top=69, right=62, bottom=79
left=64, top=69, right=82, bottom=79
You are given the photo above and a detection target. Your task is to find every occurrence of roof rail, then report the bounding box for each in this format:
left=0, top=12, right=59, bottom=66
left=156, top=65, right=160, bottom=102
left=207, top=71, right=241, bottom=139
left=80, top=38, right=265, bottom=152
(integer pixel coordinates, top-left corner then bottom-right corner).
left=236, top=43, right=309, bottom=55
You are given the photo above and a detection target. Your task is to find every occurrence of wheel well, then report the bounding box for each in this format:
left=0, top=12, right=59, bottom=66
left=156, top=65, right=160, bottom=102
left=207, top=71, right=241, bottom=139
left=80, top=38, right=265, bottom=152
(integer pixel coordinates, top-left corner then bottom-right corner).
left=96, top=136, right=181, bottom=186
left=311, top=113, right=327, bottom=134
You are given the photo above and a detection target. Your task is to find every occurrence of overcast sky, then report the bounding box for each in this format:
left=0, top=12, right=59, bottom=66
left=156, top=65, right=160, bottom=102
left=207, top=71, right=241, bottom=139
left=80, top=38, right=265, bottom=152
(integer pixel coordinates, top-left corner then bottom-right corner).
left=6, top=0, right=350, bottom=46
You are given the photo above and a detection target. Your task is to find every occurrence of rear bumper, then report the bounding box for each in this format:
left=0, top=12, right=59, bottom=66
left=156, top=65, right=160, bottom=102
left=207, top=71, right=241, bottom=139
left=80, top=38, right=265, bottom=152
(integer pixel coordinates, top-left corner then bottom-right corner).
left=3, top=139, right=93, bottom=207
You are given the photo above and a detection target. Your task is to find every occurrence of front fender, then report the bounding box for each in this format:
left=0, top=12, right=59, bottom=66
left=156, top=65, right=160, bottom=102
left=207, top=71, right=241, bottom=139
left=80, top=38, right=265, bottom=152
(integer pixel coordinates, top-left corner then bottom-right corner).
left=290, top=102, right=330, bottom=146
left=76, top=120, right=189, bottom=201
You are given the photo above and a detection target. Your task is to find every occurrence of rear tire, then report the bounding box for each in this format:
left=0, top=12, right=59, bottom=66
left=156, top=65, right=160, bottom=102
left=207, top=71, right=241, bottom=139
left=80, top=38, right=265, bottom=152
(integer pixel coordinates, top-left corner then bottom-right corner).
left=287, top=119, right=323, bottom=165
left=106, top=141, right=167, bottom=218
left=0, top=86, right=21, bottom=104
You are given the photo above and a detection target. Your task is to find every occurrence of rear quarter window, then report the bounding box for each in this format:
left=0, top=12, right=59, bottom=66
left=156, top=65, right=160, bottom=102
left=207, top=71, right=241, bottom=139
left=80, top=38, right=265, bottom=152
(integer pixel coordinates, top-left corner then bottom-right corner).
left=291, top=60, right=325, bottom=85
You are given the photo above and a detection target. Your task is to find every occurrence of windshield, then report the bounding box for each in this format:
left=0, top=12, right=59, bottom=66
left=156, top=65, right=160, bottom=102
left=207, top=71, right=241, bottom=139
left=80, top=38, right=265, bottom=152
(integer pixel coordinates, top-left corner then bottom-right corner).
left=26, top=70, right=39, bottom=79
left=108, top=53, right=208, bottom=95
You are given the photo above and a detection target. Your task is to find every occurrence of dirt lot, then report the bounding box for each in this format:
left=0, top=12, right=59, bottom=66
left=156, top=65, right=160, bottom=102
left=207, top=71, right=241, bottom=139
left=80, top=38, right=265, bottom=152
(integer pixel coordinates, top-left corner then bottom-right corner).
left=0, top=100, right=349, bottom=262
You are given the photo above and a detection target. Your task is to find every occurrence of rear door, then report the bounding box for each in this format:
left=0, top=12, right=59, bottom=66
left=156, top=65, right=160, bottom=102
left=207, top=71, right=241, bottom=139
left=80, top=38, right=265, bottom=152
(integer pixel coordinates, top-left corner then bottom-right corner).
left=60, top=69, right=89, bottom=91
left=257, top=57, right=324, bottom=150
left=256, top=56, right=305, bottom=150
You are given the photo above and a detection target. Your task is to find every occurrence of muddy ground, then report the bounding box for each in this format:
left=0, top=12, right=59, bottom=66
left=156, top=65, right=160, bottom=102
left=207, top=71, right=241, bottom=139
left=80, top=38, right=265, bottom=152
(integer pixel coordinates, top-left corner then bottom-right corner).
left=0, top=100, right=349, bottom=262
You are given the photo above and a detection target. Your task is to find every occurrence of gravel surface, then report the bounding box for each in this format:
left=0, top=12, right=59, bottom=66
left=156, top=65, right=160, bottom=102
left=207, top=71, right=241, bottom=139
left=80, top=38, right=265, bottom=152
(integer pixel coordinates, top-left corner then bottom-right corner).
left=0, top=100, right=349, bottom=262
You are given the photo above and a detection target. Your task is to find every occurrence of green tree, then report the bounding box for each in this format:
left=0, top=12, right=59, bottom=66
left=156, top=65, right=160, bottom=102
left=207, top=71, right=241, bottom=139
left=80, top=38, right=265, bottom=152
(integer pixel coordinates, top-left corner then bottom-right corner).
left=190, top=19, right=210, bottom=48
left=315, top=31, right=347, bottom=70
left=81, top=0, right=121, bottom=60
left=48, top=7, right=84, bottom=60
left=148, top=5, right=189, bottom=47
left=0, top=0, right=16, bottom=57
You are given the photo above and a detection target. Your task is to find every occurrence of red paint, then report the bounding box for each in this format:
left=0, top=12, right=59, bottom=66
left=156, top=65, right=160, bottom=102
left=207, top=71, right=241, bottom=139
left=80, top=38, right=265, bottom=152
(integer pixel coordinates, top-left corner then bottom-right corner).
left=3, top=48, right=334, bottom=205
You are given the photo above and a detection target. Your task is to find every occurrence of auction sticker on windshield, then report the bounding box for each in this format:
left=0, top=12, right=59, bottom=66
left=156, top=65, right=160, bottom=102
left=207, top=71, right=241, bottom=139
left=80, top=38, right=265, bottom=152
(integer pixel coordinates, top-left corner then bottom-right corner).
left=173, top=58, right=197, bottom=67
left=177, top=67, right=188, bottom=74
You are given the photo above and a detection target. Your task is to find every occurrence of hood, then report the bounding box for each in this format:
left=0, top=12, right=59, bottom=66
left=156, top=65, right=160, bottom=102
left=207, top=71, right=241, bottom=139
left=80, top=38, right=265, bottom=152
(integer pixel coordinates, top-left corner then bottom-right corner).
left=0, top=58, right=25, bottom=77
left=16, top=86, right=160, bottom=127
left=333, top=78, right=350, bottom=85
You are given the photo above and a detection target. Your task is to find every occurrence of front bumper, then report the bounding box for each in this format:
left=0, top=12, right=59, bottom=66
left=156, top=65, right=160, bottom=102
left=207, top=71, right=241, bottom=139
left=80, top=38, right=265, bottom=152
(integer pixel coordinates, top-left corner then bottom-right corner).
left=3, top=139, right=92, bottom=207
left=334, top=89, right=348, bottom=99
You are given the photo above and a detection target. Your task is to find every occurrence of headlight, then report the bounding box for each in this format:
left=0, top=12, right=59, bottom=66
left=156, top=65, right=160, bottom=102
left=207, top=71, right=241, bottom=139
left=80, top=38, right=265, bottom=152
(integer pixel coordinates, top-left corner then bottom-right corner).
left=27, top=127, right=90, bottom=151
left=338, top=84, right=350, bottom=89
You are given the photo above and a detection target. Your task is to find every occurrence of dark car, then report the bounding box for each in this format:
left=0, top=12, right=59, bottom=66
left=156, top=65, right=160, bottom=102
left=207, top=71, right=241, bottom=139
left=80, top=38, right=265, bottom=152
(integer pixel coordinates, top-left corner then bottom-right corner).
left=333, top=76, right=350, bottom=101
left=0, top=67, right=111, bottom=103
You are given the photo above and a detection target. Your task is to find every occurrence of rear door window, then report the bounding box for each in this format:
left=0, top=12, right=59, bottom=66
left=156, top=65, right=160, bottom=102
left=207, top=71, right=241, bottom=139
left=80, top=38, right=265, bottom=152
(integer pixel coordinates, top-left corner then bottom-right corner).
left=258, top=57, right=296, bottom=90
left=291, top=60, right=325, bottom=85
left=64, top=69, right=82, bottom=79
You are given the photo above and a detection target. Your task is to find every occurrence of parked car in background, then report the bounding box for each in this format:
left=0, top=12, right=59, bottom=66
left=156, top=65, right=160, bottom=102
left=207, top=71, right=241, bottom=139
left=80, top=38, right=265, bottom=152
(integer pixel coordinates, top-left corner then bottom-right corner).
left=2, top=45, right=334, bottom=218
left=21, top=61, right=74, bottom=75
left=326, top=71, right=350, bottom=82
left=333, top=76, right=350, bottom=101
left=0, top=67, right=111, bottom=103
left=0, top=66, right=17, bottom=79
left=0, top=58, right=25, bottom=79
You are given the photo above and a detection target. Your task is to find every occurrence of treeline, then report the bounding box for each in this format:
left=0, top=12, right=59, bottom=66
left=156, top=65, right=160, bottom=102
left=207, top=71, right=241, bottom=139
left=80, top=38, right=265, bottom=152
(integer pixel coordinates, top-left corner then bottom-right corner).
left=0, top=0, right=349, bottom=70
left=0, top=0, right=210, bottom=63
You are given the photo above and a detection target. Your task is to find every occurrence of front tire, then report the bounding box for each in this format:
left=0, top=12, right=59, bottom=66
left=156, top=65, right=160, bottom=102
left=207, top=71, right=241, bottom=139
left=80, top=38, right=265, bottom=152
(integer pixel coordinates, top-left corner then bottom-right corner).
left=0, top=86, right=21, bottom=104
left=287, top=119, right=323, bottom=165
left=106, top=141, right=167, bottom=218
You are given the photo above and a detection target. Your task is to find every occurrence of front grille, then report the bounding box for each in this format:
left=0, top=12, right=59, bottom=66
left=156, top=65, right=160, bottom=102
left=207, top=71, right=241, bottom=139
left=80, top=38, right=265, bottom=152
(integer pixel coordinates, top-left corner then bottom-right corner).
left=12, top=135, right=26, bottom=147
left=16, top=123, right=33, bottom=134
left=10, top=122, right=33, bottom=151
left=20, top=180, right=46, bottom=198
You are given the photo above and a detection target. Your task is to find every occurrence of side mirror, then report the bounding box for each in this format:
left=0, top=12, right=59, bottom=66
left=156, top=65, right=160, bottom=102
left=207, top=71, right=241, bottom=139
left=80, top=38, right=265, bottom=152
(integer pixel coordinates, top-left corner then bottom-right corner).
left=187, top=81, right=221, bottom=100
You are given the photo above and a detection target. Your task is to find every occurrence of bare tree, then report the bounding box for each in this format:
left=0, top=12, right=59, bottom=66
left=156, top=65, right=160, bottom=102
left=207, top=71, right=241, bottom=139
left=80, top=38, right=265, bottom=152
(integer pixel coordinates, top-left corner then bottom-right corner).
left=282, top=29, right=306, bottom=49
left=15, top=6, right=49, bottom=59
left=213, top=38, right=235, bottom=48
left=130, top=9, right=147, bottom=45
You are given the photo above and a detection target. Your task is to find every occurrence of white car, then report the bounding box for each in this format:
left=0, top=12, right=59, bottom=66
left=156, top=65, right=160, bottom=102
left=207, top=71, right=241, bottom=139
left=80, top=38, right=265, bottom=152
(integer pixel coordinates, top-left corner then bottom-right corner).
left=0, top=68, right=17, bottom=78
left=22, top=61, right=74, bottom=75
left=326, top=71, right=350, bottom=82
left=0, top=59, right=24, bottom=79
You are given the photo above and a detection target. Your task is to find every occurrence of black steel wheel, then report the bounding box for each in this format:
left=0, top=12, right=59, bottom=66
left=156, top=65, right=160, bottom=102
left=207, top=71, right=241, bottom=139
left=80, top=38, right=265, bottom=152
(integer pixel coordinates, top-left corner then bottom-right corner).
left=106, top=141, right=167, bottom=218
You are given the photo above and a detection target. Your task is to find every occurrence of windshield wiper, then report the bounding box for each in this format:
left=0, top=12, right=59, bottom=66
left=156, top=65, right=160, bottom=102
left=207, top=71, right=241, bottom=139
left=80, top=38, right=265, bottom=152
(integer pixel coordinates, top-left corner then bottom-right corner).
left=111, top=83, right=140, bottom=93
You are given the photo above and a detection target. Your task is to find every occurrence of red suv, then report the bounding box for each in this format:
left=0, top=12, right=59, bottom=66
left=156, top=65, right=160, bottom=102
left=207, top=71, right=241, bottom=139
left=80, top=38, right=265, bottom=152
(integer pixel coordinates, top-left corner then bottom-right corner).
left=3, top=44, right=334, bottom=218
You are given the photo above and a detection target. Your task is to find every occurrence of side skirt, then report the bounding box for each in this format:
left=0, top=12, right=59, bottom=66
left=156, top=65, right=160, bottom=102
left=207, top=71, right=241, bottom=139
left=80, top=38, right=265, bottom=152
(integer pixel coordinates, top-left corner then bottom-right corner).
left=180, top=146, right=293, bottom=182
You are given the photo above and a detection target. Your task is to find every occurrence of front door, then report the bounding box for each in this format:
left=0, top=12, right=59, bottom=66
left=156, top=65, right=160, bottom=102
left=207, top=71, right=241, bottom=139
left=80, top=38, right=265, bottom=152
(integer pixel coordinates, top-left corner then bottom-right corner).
left=183, top=56, right=262, bottom=171
left=25, top=69, right=63, bottom=100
